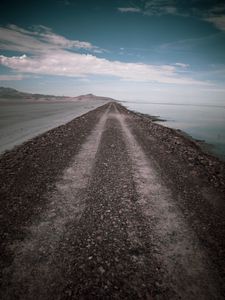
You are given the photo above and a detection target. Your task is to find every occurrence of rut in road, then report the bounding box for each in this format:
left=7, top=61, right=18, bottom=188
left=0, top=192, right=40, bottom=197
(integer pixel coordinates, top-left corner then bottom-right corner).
left=1, top=103, right=223, bottom=300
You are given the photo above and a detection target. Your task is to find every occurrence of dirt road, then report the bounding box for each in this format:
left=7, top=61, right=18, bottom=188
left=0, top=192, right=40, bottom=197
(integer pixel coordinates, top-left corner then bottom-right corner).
left=0, top=102, right=225, bottom=299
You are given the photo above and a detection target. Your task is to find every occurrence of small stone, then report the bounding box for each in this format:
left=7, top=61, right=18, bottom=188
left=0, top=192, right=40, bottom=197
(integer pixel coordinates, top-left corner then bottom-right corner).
left=155, top=281, right=160, bottom=287
left=65, top=290, right=72, bottom=296
left=99, top=266, right=105, bottom=274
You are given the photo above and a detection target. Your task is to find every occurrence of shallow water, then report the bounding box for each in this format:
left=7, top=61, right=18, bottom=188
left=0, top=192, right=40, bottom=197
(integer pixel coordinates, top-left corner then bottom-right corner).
left=0, top=99, right=108, bottom=154
left=122, top=101, right=225, bottom=161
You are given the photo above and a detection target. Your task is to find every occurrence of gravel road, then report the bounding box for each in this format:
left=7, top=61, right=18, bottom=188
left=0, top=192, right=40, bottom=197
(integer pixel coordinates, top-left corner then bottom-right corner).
left=0, top=102, right=225, bottom=299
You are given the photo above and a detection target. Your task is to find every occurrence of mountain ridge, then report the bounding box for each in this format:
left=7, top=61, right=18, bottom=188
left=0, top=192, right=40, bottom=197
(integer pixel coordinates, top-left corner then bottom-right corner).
left=0, top=87, right=115, bottom=102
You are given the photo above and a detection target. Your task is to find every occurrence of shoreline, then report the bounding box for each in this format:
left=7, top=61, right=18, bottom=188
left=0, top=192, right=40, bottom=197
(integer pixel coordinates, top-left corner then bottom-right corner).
left=125, top=107, right=225, bottom=162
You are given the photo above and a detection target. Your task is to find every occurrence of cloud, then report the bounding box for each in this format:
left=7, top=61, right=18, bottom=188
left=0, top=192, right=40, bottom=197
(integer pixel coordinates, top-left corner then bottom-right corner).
left=200, top=4, right=225, bottom=31
left=0, top=24, right=210, bottom=86
left=0, top=24, right=100, bottom=54
left=0, top=52, right=209, bottom=86
left=195, top=1, right=225, bottom=31
left=175, top=63, right=189, bottom=68
left=205, top=15, right=225, bottom=31
left=0, top=74, right=25, bottom=81
left=117, top=1, right=225, bottom=30
left=164, top=6, right=177, bottom=14
left=118, top=7, right=141, bottom=13
left=118, top=1, right=179, bottom=16
left=144, top=1, right=179, bottom=16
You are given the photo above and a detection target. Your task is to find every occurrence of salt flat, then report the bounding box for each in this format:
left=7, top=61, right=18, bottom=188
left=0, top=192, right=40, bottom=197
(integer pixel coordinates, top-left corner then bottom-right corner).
left=0, top=98, right=109, bottom=154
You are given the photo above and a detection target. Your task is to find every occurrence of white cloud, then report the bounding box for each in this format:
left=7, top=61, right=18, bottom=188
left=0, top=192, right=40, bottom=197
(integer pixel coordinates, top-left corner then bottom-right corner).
left=144, top=2, right=178, bottom=16
left=186, top=4, right=225, bottom=32
left=118, top=1, right=178, bottom=16
left=118, top=7, right=141, bottom=13
left=206, top=15, right=225, bottom=31
left=201, top=4, right=225, bottom=31
left=0, top=74, right=25, bottom=81
left=164, top=6, right=177, bottom=15
left=118, top=1, right=225, bottom=28
left=0, top=24, right=210, bottom=86
left=0, top=52, right=209, bottom=86
left=0, top=24, right=99, bottom=54
left=175, top=63, right=189, bottom=68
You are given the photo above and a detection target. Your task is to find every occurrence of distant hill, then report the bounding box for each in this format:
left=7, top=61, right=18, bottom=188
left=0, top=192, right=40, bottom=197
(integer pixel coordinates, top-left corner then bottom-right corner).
left=0, top=87, right=115, bottom=102
left=0, top=87, right=29, bottom=99
left=73, top=93, right=115, bottom=102
left=0, top=87, right=60, bottom=100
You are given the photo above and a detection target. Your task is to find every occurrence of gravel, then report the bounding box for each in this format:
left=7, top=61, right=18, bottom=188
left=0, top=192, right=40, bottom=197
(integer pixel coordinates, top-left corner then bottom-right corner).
left=0, top=102, right=225, bottom=299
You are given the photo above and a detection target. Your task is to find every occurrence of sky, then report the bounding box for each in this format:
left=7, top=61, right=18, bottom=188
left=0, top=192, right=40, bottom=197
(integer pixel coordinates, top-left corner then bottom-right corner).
left=1, top=0, right=225, bottom=103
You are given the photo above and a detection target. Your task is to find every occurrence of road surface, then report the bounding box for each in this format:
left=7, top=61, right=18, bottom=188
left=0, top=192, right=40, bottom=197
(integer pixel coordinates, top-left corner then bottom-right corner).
left=0, top=102, right=225, bottom=299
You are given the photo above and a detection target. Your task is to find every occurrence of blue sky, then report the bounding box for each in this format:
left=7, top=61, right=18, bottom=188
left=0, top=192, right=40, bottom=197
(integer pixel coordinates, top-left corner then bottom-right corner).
left=0, top=0, right=225, bottom=103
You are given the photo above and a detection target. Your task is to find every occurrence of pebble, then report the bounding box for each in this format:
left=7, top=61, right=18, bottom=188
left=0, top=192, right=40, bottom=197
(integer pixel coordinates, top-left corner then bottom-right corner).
left=99, top=266, right=105, bottom=274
